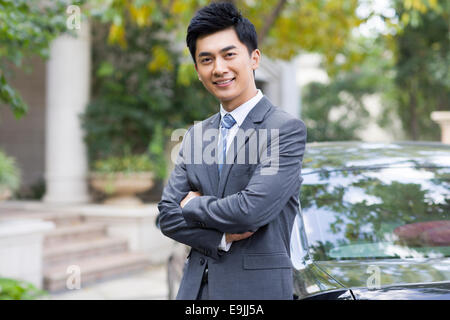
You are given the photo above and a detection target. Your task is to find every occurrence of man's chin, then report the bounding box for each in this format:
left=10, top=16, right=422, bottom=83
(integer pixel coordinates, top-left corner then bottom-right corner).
left=218, top=95, right=237, bottom=104
left=205, top=88, right=234, bottom=101
left=214, top=93, right=237, bottom=104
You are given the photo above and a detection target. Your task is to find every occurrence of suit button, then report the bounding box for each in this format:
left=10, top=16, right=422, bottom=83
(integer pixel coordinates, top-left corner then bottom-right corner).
left=200, top=258, right=205, bottom=265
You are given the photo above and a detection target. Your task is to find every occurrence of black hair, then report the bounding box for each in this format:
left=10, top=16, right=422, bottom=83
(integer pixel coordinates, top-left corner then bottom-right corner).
left=186, top=2, right=258, bottom=63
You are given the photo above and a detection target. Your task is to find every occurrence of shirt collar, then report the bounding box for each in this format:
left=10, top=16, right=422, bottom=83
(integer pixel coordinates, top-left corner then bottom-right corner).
left=220, top=89, right=264, bottom=127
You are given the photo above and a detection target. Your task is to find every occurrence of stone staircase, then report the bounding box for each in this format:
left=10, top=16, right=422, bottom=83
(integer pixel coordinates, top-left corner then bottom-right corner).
left=43, top=213, right=151, bottom=292
left=0, top=209, right=152, bottom=292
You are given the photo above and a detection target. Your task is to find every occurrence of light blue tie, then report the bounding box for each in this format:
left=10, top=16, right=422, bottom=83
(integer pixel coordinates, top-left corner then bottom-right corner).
left=218, top=113, right=236, bottom=175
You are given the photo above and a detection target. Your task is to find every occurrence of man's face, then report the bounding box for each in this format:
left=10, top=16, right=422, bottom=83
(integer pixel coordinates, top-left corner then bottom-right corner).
left=194, top=27, right=260, bottom=112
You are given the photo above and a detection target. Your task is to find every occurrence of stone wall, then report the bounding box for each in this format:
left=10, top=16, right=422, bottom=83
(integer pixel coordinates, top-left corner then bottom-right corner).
left=0, top=56, right=47, bottom=194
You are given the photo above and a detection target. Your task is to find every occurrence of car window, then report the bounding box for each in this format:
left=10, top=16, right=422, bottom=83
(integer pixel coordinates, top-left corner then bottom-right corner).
left=299, top=165, right=450, bottom=261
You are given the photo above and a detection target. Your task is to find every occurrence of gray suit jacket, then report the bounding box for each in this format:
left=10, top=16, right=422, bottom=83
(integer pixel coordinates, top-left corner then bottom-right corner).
left=158, top=97, right=306, bottom=299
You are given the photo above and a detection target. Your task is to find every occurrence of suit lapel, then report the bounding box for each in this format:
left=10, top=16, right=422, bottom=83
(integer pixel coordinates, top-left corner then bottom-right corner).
left=217, top=97, right=272, bottom=197
left=202, top=113, right=220, bottom=196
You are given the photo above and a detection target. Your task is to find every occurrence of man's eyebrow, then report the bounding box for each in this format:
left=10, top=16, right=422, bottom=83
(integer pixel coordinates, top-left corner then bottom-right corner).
left=197, top=45, right=237, bottom=58
left=219, top=45, right=237, bottom=53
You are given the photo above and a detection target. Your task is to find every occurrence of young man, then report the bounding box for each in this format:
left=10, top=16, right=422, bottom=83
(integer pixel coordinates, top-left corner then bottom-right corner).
left=158, top=2, right=306, bottom=300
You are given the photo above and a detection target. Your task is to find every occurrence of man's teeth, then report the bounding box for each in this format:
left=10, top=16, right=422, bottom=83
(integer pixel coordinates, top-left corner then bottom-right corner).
left=216, top=79, right=233, bottom=84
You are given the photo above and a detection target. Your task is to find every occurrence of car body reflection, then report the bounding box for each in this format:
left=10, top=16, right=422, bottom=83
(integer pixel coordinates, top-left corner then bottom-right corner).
left=292, top=142, right=450, bottom=300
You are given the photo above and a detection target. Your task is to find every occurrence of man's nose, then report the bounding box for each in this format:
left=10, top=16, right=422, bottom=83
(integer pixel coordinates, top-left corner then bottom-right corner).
left=213, top=57, right=228, bottom=76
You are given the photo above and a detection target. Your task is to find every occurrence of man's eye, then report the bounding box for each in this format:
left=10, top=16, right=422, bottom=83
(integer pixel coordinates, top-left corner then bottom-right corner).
left=225, top=52, right=235, bottom=57
left=201, top=58, right=211, bottom=63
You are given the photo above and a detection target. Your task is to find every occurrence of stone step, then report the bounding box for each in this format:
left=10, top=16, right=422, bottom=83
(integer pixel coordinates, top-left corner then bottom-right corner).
left=0, top=210, right=83, bottom=226
left=46, top=214, right=84, bottom=227
left=44, top=223, right=107, bottom=247
left=0, top=204, right=159, bottom=293
left=43, top=237, right=128, bottom=268
left=44, top=252, right=152, bottom=292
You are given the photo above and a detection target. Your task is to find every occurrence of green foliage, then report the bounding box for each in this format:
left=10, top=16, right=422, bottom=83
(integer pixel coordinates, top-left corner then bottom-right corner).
left=389, top=0, right=450, bottom=140
left=0, top=149, right=20, bottom=192
left=93, top=154, right=153, bottom=173
left=302, top=0, right=449, bottom=142
left=259, top=0, right=362, bottom=68
left=81, top=20, right=171, bottom=165
left=93, top=0, right=365, bottom=79
left=302, top=81, right=365, bottom=142
left=0, top=0, right=69, bottom=117
left=301, top=36, right=394, bottom=142
left=0, top=73, right=27, bottom=118
left=0, top=277, right=47, bottom=300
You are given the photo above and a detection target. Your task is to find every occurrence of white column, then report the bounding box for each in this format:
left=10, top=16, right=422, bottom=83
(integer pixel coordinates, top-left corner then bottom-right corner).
left=431, top=111, right=450, bottom=144
left=43, top=21, right=91, bottom=203
left=280, top=60, right=301, bottom=118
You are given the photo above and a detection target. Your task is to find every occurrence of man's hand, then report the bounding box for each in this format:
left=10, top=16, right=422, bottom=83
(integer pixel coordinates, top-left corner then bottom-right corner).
left=180, top=191, right=202, bottom=208
left=225, top=231, right=254, bottom=243
left=181, top=191, right=255, bottom=244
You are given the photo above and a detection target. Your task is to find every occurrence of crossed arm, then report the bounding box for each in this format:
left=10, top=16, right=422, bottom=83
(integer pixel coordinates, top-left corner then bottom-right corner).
left=180, top=118, right=306, bottom=234
left=158, top=118, right=306, bottom=258
left=180, top=191, right=254, bottom=243
left=158, top=127, right=253, bottom=260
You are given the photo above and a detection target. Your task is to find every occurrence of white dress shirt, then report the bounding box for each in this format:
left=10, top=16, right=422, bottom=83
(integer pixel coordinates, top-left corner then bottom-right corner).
left=217, top=90, right=263, bottom=251
left=218, top=89, right=264, bottom=154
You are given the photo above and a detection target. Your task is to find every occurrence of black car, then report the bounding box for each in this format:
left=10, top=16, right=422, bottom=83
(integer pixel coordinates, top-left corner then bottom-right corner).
left=165, top=141, right=450, bottom=300
left=292, top=141, right=450, bottom=300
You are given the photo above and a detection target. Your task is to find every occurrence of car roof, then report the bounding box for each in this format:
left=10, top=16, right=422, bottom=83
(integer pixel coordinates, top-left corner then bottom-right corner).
left=302, top=141, right=450, bottom=173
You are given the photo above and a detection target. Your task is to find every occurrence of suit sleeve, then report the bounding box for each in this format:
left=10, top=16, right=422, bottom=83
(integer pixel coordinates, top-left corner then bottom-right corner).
left=158, top=128, right=224, bottom=260
left=181, top=118, right=306, bottom=234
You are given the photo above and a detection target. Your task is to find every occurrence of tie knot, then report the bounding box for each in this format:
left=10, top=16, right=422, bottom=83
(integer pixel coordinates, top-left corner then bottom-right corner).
left=221, top=113, right=236, bottom=129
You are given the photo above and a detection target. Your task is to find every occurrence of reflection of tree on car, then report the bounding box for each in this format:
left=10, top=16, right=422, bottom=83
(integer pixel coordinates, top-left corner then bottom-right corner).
left=293, top=142, right=450, bottom=299
left=301, top=158, right=450, bottom=261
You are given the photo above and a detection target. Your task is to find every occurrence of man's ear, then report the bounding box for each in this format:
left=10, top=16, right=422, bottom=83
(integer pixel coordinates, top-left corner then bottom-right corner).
left=251, top=49, right=261, bottom=70
left=194, top=63, right=202, bottom=81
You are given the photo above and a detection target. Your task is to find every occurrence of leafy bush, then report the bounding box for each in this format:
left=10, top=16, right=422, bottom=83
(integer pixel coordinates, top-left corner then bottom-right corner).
left=93, top=154, right=153, bottom=173
left=0, top=149, right=20, bottom=193
left=0, top=278, right=47, bottom=300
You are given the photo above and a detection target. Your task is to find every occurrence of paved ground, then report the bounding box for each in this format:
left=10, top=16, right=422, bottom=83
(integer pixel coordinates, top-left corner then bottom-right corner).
left=48, top=263, right=169, bottom=300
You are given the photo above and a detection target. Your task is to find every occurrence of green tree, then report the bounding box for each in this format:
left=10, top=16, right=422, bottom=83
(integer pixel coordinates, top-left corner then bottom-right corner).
left=302, top=167, right=450, bottom=260
left=389, top=0, right=450, bottom=140
left=92, top=0, right=364, bottom=81
left=301, top=36, right=395, bottom=142
left=301, top=0, right=449, bottom=142
left=0, top=0, right=68, bottom=118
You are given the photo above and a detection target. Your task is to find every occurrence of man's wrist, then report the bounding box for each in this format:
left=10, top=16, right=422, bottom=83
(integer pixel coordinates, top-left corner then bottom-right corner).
left=183, top=196, right=195, bottom=207
left=218, top=233, right=232, bottom=251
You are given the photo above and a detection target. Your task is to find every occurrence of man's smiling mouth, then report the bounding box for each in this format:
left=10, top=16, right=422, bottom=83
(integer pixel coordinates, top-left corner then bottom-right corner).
left=213, top=78, right=235, bottom=86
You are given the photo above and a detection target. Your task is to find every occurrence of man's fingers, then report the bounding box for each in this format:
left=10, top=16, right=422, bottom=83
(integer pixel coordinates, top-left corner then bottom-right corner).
left=180, top=191, right=202, bottom=208
left=226, top=231, right=255, bottom=242
left=239, top=231, right=254, bottom=239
